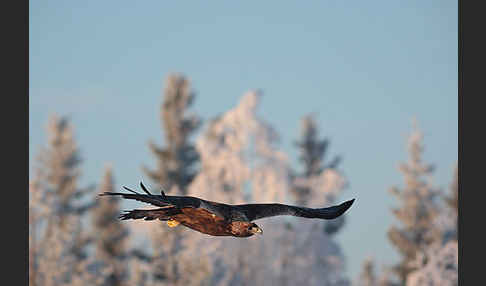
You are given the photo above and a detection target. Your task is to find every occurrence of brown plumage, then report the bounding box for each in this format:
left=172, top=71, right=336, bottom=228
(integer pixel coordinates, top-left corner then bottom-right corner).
left=100, top=182, right=355, bottom=238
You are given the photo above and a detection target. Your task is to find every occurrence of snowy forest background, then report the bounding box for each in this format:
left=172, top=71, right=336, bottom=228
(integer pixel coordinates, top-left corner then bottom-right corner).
left=29, top=1, right=457, bottom=284
left=29, top=73, right=458, bottom=286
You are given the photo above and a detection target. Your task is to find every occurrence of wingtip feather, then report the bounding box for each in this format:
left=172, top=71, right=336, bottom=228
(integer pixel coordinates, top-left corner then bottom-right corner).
left=140, top=182, right=153, bottom=195
left=345, top=198, right=355, bottom=205
left=123, top=186, right=139, bottom=194
left=341, top=199, right=355, bottom=210
left=99, top=192, right=118, bottom=196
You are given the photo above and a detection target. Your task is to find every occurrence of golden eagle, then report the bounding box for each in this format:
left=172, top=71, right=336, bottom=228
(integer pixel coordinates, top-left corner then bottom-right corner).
left=100, top=182, right=355, bottom=238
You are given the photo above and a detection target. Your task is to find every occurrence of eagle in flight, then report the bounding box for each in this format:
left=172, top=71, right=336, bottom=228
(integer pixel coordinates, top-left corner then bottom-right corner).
left=100, top=182, right=355, bottom=238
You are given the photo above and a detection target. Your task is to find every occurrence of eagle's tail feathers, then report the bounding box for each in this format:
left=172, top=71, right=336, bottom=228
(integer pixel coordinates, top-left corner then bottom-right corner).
left=119, top=207, right=181, bottom=221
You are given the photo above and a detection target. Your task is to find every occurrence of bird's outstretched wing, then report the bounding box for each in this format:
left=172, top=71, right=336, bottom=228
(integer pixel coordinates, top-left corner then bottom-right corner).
left=99, top=182, right=230, bottom=220
left=99, top=182, right=171, bottom=207
left=234, top=199, right=355, bottom=222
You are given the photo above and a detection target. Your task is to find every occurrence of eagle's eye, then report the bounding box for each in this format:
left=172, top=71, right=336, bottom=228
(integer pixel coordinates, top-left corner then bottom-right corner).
left=248, top=224, right=263, bottom=235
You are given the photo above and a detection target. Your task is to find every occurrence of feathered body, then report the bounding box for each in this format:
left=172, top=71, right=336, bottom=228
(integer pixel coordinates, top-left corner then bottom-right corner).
left=100, top=183, right=355, bottom=238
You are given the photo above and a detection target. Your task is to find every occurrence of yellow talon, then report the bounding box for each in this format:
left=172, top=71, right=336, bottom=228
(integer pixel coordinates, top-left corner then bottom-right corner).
left=167, top=220, right=180, bottom=228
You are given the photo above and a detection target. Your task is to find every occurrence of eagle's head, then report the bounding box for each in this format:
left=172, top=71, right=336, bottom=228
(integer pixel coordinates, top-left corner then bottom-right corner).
left=248, top=223, right=263, bottom=235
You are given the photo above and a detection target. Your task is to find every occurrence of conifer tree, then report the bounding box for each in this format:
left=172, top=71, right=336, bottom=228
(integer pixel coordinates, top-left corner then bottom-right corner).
left=294, top=114, right=341, bottom=180
left=292, top=114, right=344, bottom=235
left=403, top=164, right=458, bottom=286
left=188, top=92, right=350, bottom=286
left=92, top=165, right=128, bottom=286
left=39, top=115, right=94, bottom=226
left=405, top=240, right=458, bottom=286
left=142, top=73, right=202, bottom=285
left=31, top=115, right=102, bottom=285
left=387, top=122, right=442, bottom=285
left=142, top=73, right=201, bottom=194
left=29, top=178, right=45, bottom=286
left=38, top=115, right=94, bottom=259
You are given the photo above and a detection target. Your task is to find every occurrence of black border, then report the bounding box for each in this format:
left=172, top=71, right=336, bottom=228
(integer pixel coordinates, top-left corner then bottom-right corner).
left=24, top=0, right=29, bottom=284
left=459, top=0, right=483, bottom=284
left=11, top=0, right=28, bottom=284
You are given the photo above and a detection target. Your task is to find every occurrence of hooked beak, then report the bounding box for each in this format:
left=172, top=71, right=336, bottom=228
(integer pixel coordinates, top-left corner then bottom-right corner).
left=256, top=228, right=263, bottom=235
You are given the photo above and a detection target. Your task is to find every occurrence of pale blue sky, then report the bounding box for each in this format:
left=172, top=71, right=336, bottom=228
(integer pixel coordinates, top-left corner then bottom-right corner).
left=29, top=0, right=457, bottom=279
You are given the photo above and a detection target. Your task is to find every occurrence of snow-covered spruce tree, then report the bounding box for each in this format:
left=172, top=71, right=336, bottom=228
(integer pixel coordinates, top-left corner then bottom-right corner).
left=292, top=114, right=345, bottom=235
left=141, top=73, right=209, bottom=286
left=404, top=164, right=458, bottom=286
left=405, top=240, right=458, bottom=286
left=427, top=164, right=458, bottom=246
left=92, top=165, right=129, bottom=286
left=187, top=91, right=287, bottom=286
left=387, top=122, right=442, bottom=285
left=30, top=115, right=110, bottom=286
left=143, top=73, right=201, bottom=194
left=29, top=177, right=49, bottom=286
left=277, top=114, right=348, bottom=286
left=187, top=91, right=349, bottom=286
left=39, top=115, right=94, bottom=230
